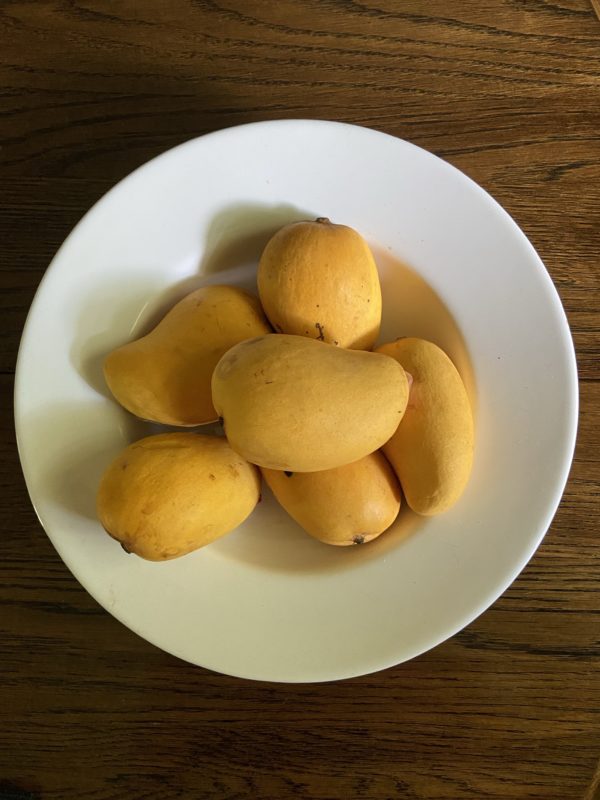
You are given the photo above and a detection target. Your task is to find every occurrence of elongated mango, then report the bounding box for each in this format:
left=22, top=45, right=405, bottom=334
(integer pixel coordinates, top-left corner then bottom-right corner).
left=212, top=334, right=409, bottom=471
left=375, top=338, right=474, bottom=515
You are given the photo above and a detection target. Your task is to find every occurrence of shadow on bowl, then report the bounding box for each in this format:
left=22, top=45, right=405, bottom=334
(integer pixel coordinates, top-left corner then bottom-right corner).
left=22, top=401, right=149, bottom=524
left=200, top=201, right=313, bottom=276
left=69, top=201, right=313, bottom=399
left=374, top=245, right=476, bottom=415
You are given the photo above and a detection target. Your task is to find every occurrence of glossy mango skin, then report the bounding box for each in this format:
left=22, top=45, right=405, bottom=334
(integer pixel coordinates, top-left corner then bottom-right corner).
left=262, top=451, right=401, bottom=545
left=257, top=218, right=382, bottom=350
left=104, top=285, right=271, bottom=426
left=375, top=338, right=474, bottom=515
left=211, top=334, right=409, bottom=472
left=97, top=433, right=260, bottom=560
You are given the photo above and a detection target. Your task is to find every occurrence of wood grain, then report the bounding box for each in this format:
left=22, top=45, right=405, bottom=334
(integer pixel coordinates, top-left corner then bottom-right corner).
left=1, top=2, right=599, bottom=798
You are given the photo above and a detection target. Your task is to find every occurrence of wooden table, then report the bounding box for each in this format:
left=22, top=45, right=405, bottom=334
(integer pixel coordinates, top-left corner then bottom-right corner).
left=2, top=2, right=599, bottom=798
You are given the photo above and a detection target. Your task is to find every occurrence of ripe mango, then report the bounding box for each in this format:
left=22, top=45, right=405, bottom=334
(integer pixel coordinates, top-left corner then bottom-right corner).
left=97, top=433, right=261, bottom=560
left=104, top=285, right=271, bottom=426
left=211, top=334, right=409, bottom=471
left=375, top=338, right=474, bottom=515
left=257, top=218, right=382, bottom=350
left=262, top=451, right=401, bottom=545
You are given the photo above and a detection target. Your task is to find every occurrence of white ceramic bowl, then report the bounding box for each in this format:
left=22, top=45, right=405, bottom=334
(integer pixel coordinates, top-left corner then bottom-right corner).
left=15, top=120, right=578, bottom=682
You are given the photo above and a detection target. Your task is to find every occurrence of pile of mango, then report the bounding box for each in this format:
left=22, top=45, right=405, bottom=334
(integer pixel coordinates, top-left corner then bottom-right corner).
left=97, top=219, right=474, bottom=560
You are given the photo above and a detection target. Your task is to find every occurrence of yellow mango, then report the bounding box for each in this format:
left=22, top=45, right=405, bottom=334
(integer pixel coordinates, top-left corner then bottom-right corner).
left=262, top=451, right=401, bottom=546
left=212, top=334, right=409, bottom=471
left=375, top=338, right=474, bottom=515
left=97, top=433, right=261, bottom=560
left=104, top=285, right=271, bottom=426
left=257, top=218, right=382, bottom=350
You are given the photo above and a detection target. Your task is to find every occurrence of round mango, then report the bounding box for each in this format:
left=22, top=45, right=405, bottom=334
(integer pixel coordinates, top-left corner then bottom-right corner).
left=257, top=218, right=382, bottom=350
left=375, top=338, right=474, bottom=515
left=97, top=433, right=261, bottom=560
left=262, top=451, right=401, bottom=546
left=104, top=285, right=271, bottom=426
left=211, top=334, right=409, bottom=472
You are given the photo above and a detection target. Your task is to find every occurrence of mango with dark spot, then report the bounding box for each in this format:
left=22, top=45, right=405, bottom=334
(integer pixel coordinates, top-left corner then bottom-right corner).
left=261, top=451, right=400, bottom=546
left=97, top=433, right=260, bottom=560
left=257, top=218, right=382, bottom=350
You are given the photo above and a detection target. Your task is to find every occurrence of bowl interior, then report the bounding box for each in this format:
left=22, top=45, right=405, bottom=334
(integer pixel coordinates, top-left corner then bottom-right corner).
left=15, top=120, right=577, bottom=681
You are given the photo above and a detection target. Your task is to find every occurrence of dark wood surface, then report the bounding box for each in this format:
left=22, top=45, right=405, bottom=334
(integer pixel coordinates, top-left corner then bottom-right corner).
left=1, top=2, right=599, bottom=798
